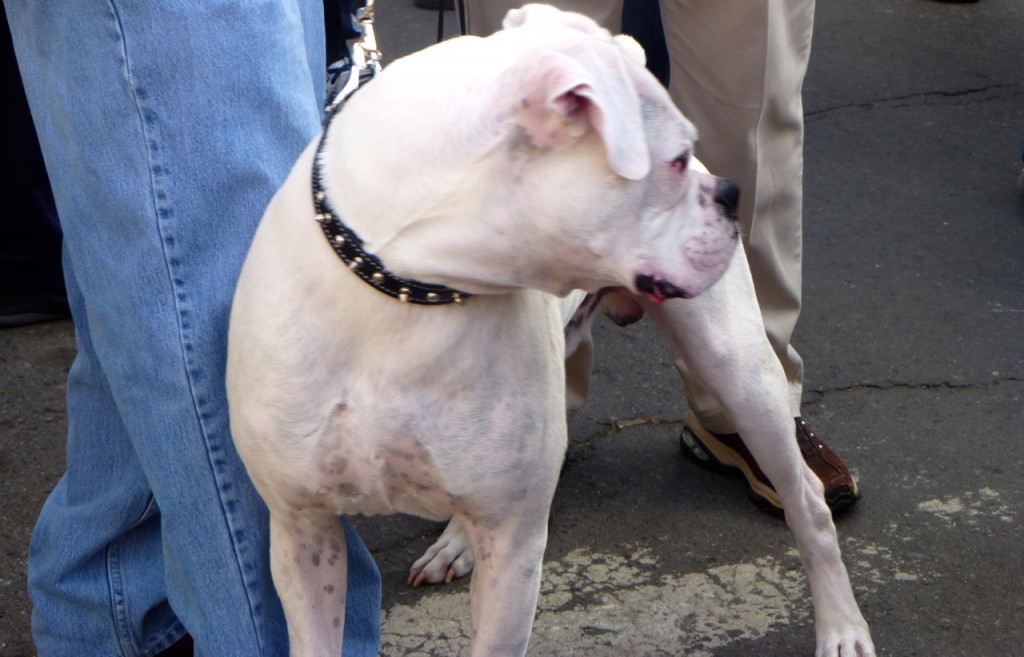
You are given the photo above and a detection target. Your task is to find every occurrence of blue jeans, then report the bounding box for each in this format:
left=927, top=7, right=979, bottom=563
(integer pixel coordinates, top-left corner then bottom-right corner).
left=5, top=1, right=381, bottom=655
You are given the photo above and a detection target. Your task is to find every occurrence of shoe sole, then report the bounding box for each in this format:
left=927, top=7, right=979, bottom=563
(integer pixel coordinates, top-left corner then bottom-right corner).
left=680, top=421, right=785, bottom=513
left=681, top=417, right=861, bottom=517
left=824, top=482, right=861, bottom=516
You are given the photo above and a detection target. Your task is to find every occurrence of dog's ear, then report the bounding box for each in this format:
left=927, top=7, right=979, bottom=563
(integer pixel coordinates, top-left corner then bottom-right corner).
left=516, top=45, right=651, bottom=180
left=503, top=4, right=605, bottom=36
left=614, top=34, right=646, bottom=67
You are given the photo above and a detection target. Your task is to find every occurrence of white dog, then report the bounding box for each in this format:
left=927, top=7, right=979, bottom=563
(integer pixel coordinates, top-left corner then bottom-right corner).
left=227, top=5, right=874, bottom=656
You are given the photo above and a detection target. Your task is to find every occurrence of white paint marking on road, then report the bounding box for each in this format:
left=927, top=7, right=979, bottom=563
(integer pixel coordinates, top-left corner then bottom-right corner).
left=379, top=539, right=914, bottom=656
left=917, top=487, right=1015, bottom=525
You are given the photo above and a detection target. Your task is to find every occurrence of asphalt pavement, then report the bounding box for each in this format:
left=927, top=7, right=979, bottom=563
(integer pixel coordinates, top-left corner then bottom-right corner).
left=2, top=1, right=1022, bottom=655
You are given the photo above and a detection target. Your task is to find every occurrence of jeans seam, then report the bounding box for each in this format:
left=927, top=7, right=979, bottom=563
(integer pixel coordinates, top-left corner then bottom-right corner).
left=107, top=539, right=134, bottom=656
left=101, top=4, right=178, bottom=654
left=108, top=0, right=265, bottom=648
left=107, top=496, right=189, bottom=657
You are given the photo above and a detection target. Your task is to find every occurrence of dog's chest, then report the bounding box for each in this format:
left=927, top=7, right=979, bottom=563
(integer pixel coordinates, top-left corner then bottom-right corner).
left=297, top=404, right=455, bottom=520
left=284, top=343, right=558, bottom=521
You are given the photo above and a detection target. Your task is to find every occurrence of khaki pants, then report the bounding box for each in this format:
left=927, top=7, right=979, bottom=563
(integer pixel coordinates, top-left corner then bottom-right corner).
left=462, top=0, right=814, bottom=430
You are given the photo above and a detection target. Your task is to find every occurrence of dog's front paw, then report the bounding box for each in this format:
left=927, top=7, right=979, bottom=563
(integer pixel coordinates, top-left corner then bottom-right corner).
left=407, top=516, right=475, bottom=587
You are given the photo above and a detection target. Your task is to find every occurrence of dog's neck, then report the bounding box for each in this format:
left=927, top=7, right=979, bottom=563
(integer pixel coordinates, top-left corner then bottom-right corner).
left=311, top=85, right=472, bottom=306
left=311, top=37, right=630, bottom=301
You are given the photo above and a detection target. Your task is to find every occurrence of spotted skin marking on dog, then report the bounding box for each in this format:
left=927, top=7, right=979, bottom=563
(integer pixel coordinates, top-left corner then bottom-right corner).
left=319, top=456, right=349, bottom=476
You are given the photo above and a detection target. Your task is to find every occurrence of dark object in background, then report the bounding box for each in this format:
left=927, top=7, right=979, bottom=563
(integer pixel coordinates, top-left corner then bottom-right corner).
left=156, top=634, right=193, bottom=657
left=622, top=0, right=669, bottom=87
left=1, top=7, right=70, bottom=327
left=414, top=0, right=455, bottom=10
left=325, top=0, right=368, bottom=66
left=325, top=0, right=371, bottom=102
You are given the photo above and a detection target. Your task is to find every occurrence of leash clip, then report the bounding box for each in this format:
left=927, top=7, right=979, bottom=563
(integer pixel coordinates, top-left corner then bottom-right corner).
left=352, top=0, right=382, bottom=74
left=325, top=0, right=382, bottom=115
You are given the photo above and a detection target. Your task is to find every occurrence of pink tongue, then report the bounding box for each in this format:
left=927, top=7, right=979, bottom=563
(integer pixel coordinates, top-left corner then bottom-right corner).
left=642, top=291, right=667, bottom=304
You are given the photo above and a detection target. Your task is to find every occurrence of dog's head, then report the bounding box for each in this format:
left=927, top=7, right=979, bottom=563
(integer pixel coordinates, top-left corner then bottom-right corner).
left=329, top=4, right=739, bottom=302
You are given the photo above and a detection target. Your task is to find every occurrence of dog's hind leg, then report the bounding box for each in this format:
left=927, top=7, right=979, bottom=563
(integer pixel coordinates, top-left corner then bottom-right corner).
left=408, top=514, right=475, bottom=586
left=268, top=508, right=349, bottom=657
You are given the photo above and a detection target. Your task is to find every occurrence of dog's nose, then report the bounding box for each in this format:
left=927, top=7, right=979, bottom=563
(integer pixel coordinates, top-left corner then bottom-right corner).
left=713, top=179, right=740, bottom=221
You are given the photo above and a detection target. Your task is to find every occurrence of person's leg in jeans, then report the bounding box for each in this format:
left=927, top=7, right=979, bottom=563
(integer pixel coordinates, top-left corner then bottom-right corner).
left=5, top=0, right=380, bottom=654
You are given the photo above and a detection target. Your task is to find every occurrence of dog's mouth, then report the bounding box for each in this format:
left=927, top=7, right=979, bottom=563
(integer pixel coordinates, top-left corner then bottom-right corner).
left=634, top=274, right=690, bottom=304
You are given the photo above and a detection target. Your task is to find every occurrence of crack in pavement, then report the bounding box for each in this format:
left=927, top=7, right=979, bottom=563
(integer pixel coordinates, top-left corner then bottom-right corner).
left=572, top=375, right=1022, bottom=448
left=804, top=376, right=1024, bottom=405
left=806, top=84, right=1023, bottom=122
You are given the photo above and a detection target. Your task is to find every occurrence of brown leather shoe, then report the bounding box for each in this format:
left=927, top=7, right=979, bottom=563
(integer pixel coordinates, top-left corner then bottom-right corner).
left=680, top=412, right=860, bottom=516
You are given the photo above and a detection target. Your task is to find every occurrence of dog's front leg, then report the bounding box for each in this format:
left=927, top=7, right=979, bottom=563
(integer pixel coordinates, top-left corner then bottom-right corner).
left=269, top=508, right=349, bottom=657
left=462, top=507, right=551, bottom=657
left=643, top=249, right=875, bottom=657
left=745, top=436, right=874, bottom=657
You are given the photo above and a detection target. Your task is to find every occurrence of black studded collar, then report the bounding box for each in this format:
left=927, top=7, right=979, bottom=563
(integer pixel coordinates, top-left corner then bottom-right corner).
left=311, top=72, right=470, bottom=306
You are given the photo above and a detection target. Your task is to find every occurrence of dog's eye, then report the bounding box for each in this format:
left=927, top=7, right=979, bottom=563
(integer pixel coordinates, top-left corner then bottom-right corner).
left=671, top=151, right=690, bottom=173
